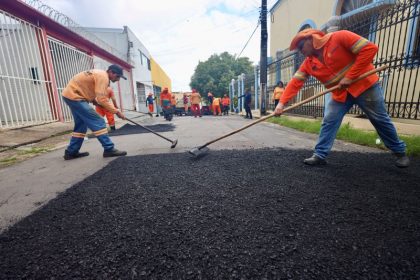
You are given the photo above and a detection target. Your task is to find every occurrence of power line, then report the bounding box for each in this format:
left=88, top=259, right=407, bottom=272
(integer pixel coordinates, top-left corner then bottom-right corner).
left=235, top=21, right=260, bottom=60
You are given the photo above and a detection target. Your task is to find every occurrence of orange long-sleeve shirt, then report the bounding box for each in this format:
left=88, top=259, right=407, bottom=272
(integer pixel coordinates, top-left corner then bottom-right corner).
left=272, top=87, right=284, bottom=101
left=280, top=30, right=379, bottom=105
left=160, top=90, right=172, bottom=108
left=222, top=97, right=230, bottom=106
left=62, top=69, right=118, bottom=114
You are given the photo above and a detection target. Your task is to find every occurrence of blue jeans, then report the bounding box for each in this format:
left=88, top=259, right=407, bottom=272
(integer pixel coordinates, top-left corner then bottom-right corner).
left=63, top=97, right=114, bottom=154
left=314, top=83, right=406, bottom=159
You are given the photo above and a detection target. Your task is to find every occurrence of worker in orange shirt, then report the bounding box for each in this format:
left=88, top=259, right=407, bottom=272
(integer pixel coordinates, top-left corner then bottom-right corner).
left=160, top=87, right=173, bottom=121
left=274, top=29, right=408, bottom=168
left=272, top=81, right=284, bottom=108
left=221, top=94, right=230, bottom=115
left=95, top=86, right=118, bottom=131
left=212, top=96, right=222, bottom=116
left=190, top=89, right=202, bottom=117
left=62, top=64, right=127, bottom=160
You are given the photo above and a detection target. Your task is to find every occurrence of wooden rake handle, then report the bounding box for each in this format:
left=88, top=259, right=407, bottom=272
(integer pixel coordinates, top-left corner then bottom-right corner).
left=199, top=65, right=388, bottom=149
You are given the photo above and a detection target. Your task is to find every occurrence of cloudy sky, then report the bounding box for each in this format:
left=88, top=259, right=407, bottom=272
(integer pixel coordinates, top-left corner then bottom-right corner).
left=39, top=0, right=277, bottom=91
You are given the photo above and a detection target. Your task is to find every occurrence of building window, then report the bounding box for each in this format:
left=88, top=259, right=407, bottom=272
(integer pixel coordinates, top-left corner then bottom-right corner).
left=138, top=50, right=143, bottom=65
left=147, top=58, right=151, bottom=71
left=141, top=53, right=148, bottom=68
left=29, top=67, right=40, bottom=84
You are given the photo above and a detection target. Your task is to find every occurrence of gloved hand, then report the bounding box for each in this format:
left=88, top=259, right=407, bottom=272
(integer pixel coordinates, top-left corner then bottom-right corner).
left=116, top=111, right=126, bottom=120
left=274, top=102, right=285, bottom=116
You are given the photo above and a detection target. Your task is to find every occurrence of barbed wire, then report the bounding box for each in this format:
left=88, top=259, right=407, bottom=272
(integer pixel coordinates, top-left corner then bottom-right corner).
left=23, top=0, right=128, bottom=63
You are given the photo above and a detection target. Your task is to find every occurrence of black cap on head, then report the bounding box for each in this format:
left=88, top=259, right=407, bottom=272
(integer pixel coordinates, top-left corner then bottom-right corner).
left=107, top=64, right=127, bottom=80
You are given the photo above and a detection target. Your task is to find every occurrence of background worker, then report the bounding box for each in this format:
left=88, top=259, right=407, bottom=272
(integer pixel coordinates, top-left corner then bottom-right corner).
left=221, top=94, right=230, bottom=115
left=274, top=29, right=409, bottom=168
left=212, top=96, right=222, bottom=116
left=207, top=92, right=214, bottom=113
left=62, top=64, right=127, bottom=160
left=183, top=93, right=189, bottom=115
left=146, top=92, right=155, bottom=116
left=272, top=81, right=284, bottom=108
left=160, top=87, right=173, bottom=120
left=171, top=94, right=177, bottom=111
left=190, top=89, right=202, bottom=117
left=239, top=89, right=252, bottom=119
left=95, top=86, right=118, bottom=131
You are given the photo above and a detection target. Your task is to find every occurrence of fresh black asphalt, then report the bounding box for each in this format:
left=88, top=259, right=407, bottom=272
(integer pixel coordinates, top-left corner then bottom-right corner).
left=0, top=149, right=419, bottom=279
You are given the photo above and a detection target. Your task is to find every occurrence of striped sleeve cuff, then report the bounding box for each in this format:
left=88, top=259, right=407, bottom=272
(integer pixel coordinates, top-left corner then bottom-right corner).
left=351, top=38, right=369, bottom=54
left=293, top=71, right=307, bottom=81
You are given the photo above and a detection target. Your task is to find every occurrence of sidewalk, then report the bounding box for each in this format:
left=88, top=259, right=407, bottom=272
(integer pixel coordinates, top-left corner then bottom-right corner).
left=0, top=112, right=150, bottom=168
left=244, top=109, right=420, bottom=136
left=0, top=111, right=148, bottom=152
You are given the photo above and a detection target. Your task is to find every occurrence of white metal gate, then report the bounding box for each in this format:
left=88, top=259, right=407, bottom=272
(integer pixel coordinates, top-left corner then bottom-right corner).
left=48, top=38, right=94, bottom=122
left=0, top=9, right=57, bottom=128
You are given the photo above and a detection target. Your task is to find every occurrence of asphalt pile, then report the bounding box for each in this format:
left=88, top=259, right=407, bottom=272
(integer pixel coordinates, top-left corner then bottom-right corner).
left=1, top=148, right=419, bottom=279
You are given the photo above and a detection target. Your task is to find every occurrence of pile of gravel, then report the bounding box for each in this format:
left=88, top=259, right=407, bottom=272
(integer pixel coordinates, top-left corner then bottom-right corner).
left=1, top=148, right=419, bottom=279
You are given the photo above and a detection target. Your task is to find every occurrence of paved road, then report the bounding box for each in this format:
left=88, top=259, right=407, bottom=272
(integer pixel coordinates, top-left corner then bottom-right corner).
left=0, top=114, right=380, bottom=232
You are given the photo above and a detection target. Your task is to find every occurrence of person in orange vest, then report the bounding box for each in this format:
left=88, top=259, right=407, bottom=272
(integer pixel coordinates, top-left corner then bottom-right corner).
left=272, top=81, right=284, bottom=108
left=95, top=86, right=119, bottom=131
left=160, top=87, right=173, bottom=121
left=145, top=92, right=154, bottom=116
left=212, top=96, right=222, bottom=116
left=190, top=89, right=202, bottom=117
left=221, top=94, right=230, bottom=115
left=274, top=29, right=408, bottom=168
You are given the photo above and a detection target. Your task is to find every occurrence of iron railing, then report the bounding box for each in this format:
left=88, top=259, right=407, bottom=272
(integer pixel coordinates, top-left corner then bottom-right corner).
left=263, top=0, right=419, bottom=120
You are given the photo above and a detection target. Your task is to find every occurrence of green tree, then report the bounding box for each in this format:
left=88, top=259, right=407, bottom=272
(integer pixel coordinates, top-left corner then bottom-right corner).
left=190, top=52, right=254, bottom=99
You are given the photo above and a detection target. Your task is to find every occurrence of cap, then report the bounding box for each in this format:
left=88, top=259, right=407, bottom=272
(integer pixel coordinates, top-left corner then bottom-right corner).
left=108, top=64, right=127, bottom=80
left=289, top=29, right=332, bottom=51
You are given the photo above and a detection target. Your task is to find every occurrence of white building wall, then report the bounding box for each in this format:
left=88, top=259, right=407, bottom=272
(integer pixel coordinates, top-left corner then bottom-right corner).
left=125, top=27, right=153, bottom=113
left=86, top=26, right=153, bottom=113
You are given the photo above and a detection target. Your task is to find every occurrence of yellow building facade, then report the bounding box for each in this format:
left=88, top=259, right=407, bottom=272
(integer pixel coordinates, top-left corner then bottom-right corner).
left=151, top=57, right=171, bottom=93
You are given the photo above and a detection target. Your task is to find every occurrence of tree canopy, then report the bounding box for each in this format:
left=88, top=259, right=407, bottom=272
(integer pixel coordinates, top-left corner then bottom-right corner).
left=189, top=52, right=254, bottom=98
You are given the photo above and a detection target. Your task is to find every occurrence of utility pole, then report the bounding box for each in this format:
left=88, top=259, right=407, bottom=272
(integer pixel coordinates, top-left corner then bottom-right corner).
left=259, top=0, right=268, bottom=115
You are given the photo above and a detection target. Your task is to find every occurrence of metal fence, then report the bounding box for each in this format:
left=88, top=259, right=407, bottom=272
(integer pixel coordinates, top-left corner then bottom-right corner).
left=0, top=9, right=58, bottom=128
left=0, top=3, right=134, bottom=129
left=243, top=0, right=419, bottom=120
left=342, top=0, right=420, bottom=119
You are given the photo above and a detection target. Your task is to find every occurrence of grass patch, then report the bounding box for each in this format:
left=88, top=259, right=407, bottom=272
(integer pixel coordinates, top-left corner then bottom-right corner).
left=0, top=157, right=17, bottom=164
left=268, top=116, right=420, bottom=157
left=18, top=147, right=50, bottom=155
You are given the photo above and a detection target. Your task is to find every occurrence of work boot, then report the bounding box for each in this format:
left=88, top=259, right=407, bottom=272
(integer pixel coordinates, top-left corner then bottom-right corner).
left=64, top=150, right=90, bottom=160
left=395, top=153, right=410, bottom=168
left=103, top=148, right=127, bottom=158
left=303, top=155, right=326, bottom=166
